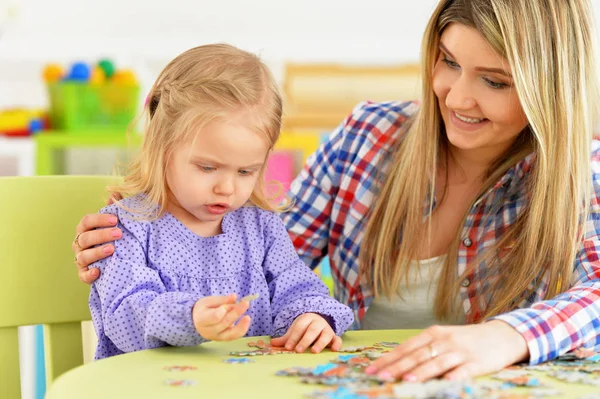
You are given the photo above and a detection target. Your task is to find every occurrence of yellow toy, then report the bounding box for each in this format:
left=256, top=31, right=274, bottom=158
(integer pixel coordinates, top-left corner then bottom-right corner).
left=89, top=67, right=106, bottom=85
left=111, top=69, right=137, bottom=86
left=0, top=109, right=48, bottom=136
left=42, top=64, right=64, bottom=83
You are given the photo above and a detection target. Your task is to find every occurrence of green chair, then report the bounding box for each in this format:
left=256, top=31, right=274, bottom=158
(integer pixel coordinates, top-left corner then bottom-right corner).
left=0, top=175, right=118, bottom=399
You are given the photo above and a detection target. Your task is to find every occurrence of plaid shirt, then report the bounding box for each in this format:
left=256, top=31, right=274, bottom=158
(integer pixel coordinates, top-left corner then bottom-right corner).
left=282, top=101, right=600, bottom=365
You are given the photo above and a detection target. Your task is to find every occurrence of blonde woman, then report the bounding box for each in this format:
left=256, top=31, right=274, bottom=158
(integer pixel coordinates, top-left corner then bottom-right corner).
left=85, top=44, right=353, bottom=359
left=72, top=0, right=600, bottom=380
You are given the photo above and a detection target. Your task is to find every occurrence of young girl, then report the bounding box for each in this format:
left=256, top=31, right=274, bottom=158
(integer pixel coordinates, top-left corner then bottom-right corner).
left=88, top=44, right=353, bottom=359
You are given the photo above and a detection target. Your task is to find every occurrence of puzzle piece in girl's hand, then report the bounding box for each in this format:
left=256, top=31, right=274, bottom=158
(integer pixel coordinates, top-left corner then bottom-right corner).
left=163, top=365, right=198, bottom=372
left=239, top=293, right=260, bottom=303
left=223, top=358, right=255, bottom=364
left=163, top=379, right=197, bottom=387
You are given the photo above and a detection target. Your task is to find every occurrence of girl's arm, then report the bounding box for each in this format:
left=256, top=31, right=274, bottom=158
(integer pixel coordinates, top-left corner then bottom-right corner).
left=261, top=212, right=354, bottom=337
left=89, top=208, right=205, bottom=355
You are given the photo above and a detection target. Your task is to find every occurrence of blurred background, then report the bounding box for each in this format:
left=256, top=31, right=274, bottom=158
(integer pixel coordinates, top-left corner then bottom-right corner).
left=3, top=1, right=600, bottom=398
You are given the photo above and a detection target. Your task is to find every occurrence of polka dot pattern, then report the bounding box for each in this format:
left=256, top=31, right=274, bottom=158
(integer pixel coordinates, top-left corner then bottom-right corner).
left=89, top=195, right=354, bottom=359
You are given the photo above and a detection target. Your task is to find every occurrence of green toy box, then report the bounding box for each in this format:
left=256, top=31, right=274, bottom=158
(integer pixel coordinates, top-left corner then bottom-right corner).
left=47, top=82, right=140, bottom=131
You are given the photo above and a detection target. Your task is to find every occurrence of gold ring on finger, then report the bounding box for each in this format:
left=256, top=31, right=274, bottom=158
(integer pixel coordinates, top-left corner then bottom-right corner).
left=73, top=233, right=83, bottom=251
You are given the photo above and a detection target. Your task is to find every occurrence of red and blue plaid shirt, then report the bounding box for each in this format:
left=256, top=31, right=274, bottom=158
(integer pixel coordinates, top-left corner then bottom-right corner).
left=281, top=101, right=600, bottom=365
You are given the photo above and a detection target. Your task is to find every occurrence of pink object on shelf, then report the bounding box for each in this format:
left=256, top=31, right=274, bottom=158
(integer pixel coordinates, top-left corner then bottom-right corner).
left=265, top=151, right=295, bottom=201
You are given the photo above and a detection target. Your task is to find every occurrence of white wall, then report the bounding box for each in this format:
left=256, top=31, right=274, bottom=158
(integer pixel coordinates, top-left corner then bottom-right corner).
left=0, top=0, right=442, bottom=108
left=3, top=0, right=600, bottom=110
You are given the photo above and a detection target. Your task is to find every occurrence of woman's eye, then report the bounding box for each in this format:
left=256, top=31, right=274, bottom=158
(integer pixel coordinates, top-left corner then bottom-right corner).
left=442, top=57, right=460, bottom=69
left=483, top=77, right=508, bottom=90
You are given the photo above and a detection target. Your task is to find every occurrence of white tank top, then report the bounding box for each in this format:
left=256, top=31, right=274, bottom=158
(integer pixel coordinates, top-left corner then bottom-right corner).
left=361, top=255, right=465, bottom=330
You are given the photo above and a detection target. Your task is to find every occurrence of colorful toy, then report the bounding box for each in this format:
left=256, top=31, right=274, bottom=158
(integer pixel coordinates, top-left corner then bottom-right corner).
left=43, top=59, right=140, bottom=130
left=66, top=62, right=91, bottom=81
left=0, top=109, right=49, bottom=137
left=42, top=64, right=64, bottom=83
left=89, top=67, right=106, bottom=85
left=111, top=69, right=137, bottom=86
left=97, top=59, right=116, bottom=78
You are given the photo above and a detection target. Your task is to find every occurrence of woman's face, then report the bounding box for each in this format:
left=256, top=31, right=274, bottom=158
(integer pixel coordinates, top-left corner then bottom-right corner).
left=432, top=23, right=529, bottom=160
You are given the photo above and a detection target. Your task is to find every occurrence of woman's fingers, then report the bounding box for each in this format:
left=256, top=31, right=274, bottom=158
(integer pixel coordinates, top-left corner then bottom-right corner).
left=76, top=213, right=118, bottom=235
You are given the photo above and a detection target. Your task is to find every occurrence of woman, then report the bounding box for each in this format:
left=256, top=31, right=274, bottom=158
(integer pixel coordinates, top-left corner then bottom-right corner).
left=72, top=0, right=600, bottom=382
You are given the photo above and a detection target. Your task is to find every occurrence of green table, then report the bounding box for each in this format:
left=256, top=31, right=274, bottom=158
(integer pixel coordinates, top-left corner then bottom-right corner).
left=34, top=130, right=141, bottom=175
left=44, top=330, right=597, bottom=399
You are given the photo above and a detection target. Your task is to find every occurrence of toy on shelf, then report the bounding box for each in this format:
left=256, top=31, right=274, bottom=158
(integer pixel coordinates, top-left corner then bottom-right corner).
left=89, top=67, right=106, bottom=85
left=42, top=59, right=140, bottom=132
left=0, top=108, right=50, bottom=137
left=65, top=62, right=91, bottom=81
left=97, top=59, right=116, bottom=79
left=42, top=64, right=64, bottom=83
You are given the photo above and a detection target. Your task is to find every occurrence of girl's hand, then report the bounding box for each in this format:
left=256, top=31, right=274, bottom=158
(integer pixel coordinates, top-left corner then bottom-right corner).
left=73, top=213, right=123, bottom=283
left=365, top=320, right=529, bottom=381
left=192, top=294, right=251, bottom=341
left=270, top=313, right=342, bottom=353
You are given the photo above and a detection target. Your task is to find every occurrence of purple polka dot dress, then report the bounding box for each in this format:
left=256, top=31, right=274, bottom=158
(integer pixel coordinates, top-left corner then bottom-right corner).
left=89, top=195, right=353, bottom=359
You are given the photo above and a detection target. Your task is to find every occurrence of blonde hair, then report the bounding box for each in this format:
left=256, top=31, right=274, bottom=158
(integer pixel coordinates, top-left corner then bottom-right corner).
left=360, top=0, right=600, bottom=320
left=111, top=43, right=283, bottom=218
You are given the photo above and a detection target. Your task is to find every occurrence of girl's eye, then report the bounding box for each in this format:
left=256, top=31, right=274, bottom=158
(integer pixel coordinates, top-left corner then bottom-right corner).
left=238, top=170, right=254, bottom=176
left=198, top=165, right=216, bottom=172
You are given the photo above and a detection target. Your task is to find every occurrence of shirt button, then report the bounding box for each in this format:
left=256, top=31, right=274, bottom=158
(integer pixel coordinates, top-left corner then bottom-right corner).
left=461, top=278, right=471, bottom=287
left=463, top=237, right=473, bottom=247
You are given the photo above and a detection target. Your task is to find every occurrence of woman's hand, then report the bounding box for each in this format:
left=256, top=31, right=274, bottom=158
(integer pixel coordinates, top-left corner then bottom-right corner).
left=270, top=313, right=342, bottom=353
left=365, top=320, right=529, bottom=381
left=72, top=213, right=122, bottom=283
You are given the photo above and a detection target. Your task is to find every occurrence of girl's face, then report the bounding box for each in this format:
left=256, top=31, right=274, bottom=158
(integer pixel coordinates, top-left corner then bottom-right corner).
left=432, top=23, right=529, bottom=161
left=166, top=111, right=269, bottom=234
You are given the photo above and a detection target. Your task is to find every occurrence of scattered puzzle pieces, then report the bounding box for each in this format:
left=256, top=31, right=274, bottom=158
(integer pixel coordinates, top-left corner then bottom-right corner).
left=274, top=344, right=600, bottom=398
left=162, top=365, right=197, bottom=372
left=373, top=342, right=400, bottom=349
left=223, top=358, right=255, bottom=364
left=221, top=340, right=600, bottom=398
left=163, top=379, right=197, bottom=387
left=229, top=339, right=296, bottom=356
left=338, top=346, right=378, bottom=353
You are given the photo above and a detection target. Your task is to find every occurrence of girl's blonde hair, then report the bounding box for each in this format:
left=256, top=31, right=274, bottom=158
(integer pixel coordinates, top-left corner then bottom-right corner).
left=111, top=43, right=283, bottom=218
left=360, top=0, right=600, bottom=320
